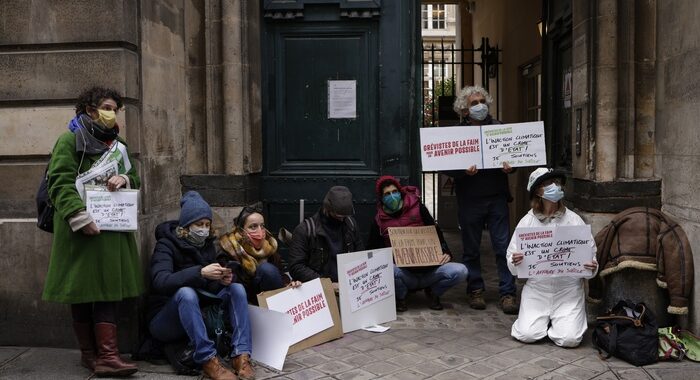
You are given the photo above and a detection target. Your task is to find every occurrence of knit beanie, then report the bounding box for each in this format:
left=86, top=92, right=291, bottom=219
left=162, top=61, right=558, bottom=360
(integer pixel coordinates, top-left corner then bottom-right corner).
left=179, top=191, right=213, bottom=227
left=323, top=186, right=354, bottom=216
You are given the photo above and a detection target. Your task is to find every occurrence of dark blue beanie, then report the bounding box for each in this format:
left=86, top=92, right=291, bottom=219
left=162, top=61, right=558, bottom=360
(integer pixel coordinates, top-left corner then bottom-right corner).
left=179, top=191, right=212, bottom=227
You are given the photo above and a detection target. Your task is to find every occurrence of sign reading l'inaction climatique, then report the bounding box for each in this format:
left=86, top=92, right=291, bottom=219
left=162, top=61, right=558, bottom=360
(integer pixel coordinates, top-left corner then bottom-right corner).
left=419, top=121, right=546, bottom=171
left=515, top=225, right=594, bottom=278
left=85, top=187, right=139, bottom=231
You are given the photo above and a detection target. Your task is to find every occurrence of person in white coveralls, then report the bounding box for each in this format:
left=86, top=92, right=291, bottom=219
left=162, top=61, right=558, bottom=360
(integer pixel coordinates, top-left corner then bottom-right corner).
left=507, top=168, right=598, bottom=347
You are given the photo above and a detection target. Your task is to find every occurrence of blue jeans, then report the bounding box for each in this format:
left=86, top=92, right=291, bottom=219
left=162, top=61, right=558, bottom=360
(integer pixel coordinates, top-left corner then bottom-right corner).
left=149, top=284, right=252, bottom=364
left=254, top=262, right=284, bottom=293
left=457, top=195, right=515, bottom=296
left=393, top=263, right=468, bottom=300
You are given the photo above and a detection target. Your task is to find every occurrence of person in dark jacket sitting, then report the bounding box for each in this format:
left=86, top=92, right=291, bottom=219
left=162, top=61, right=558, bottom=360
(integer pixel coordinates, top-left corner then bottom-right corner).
left=147, top=191, right=254, bottom=380
left=367, top=176, right=468, bottom=312
left=288, top=186, right=364, bottom=284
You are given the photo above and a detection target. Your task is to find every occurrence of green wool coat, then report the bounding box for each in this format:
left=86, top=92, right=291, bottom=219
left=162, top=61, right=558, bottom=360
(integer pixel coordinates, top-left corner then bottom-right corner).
left=42, top=131, right=144, bottom=304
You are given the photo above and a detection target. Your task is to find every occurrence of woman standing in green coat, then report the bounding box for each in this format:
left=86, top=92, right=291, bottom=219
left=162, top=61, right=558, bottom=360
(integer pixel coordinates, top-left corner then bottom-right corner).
left=42, top=87, right=142, bottom=377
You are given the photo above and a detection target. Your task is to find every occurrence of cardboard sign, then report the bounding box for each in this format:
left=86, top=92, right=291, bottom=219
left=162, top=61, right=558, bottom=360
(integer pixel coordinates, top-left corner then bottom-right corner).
left=85, top=187, right=139, bottom=231
left=419, top=122, right=547, bottom=171
left=257, top=278, right=342, bottom=354
left=515, top=225, right=594, bottom=278
left=337, top=248, right=396, bottom=333
left=248, top=306, right=294, bottom=371
left=388, top=226, right=443, bottom=267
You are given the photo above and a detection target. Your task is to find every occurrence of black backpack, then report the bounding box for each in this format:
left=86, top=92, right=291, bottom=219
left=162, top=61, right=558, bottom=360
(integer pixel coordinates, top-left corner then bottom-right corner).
left=592, top=300, right=659, bottom=366
left=36, top=165, right=54, bottom=233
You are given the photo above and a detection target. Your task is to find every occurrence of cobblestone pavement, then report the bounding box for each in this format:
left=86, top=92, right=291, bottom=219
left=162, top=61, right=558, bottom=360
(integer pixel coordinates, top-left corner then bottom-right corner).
left=1, top=230, right=698, bottom=379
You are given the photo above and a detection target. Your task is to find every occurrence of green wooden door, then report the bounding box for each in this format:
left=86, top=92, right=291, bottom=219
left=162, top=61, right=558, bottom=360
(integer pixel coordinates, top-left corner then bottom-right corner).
left=261, top=0, right=421, bottom=240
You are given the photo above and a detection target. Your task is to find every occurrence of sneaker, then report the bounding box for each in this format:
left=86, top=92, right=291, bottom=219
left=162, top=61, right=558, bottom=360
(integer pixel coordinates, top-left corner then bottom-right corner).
left=202, top=356, right=236, bottom=380
left=425, top=288, right=443, bottom=310
left=500, top=294, right=519, bottom=315
left=396, top=298, right=408, bottom=312
left=468, top=289, right=486, bottom=310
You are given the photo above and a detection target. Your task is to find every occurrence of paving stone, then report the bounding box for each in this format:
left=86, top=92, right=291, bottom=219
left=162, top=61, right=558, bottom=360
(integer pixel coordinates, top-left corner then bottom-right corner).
left=363, top=361, right=402, bottom=376
left=432, top=370, right=479, bottom=380
left=281, top=359, right=305, bottom=373
left=614, top=367, right=654, bottom=379
left=284, top=367, right=327, bottom=380
left=393, top=341, right=424, bottom=353
left=500, top=347, right=542, bottom=362
left=546, top=347, right=589, bottom=363
left=380, top=369, right=428, bottom=380
left=415, top=346, right=447, bottom=359
left=334, top=368, right=378, bottom=380
left=342, top=353, right=379, bottom=367
left=482, top=353, right=522, bottom=370
left=434, top=353, right=470, bottom=368
left=386, top=353, right=426, bottom=367
left=349, top=339, right=381, bottom=351
left=313, top=360, right=354, bottom=375
left=460, top=362, right=501, bottom=377
left=533, top=373, right=577, bottom=380
left=570, top=356, right=610, bottom=373
left=366, top=347, right=402, bottom=361
left=530, top=357, right=570, bottom=371
left=504, top=362, right=549, bottom=379
left=589, top=371, right=620, bottom=380
left=645, top=366, right=700, bottom=380
left=296, top=353, right=332, bottom=367
left=410, top=360, right=451, bottom=377
left=370, top=333, right=400, bottom=345
left=554, top=363, right=601, bottom=379
left=0, top=347, right=27, bottom=367
left=317, top=348, right=356, bottom=359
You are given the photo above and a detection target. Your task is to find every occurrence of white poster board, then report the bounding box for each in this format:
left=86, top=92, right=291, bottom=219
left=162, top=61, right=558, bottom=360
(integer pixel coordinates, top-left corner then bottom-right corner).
left=419, top=122, right=546, bottom=171
left=328, top=80, right=356, bottom=119
left=515, top=225, right=594, bottom=278
left=85, top=187, right=139, bottom=231
left=248, top=306, right=294, bottom=371
left=265, top=278, right=334, bottom=345
left=337, top=248, right=396, bottom=333
left=419, top=126, right=483, bottom=171
left=481, top=122, right=547, bottom=168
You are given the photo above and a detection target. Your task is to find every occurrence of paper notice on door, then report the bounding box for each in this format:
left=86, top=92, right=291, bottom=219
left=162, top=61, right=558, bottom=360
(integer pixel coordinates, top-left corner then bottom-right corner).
left=328, top=80, right=357, bottom=119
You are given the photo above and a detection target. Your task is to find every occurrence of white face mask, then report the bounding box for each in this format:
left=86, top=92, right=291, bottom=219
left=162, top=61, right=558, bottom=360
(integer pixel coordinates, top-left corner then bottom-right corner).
left=469, top=103, right=488, bottom=121
left=541, top=183, right=565, bottom=203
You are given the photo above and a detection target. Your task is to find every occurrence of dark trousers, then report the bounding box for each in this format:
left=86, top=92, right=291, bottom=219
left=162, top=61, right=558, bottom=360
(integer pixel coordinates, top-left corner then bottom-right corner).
left=457, top=195, right=515, bottom=296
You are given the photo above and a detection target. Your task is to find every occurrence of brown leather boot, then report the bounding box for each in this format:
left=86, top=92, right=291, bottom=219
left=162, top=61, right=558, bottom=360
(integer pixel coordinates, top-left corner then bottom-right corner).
left=202, top=356, right=237, bottom=380
left=93, top=322, right=138, bottom=377
left=72, top=322, right=96, bottom=370
left=232, top=353, right=255, bottom=380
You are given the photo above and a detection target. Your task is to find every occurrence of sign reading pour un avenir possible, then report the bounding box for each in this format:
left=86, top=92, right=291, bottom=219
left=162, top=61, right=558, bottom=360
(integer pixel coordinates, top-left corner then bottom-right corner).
left=419, top=121, right=547, bottom=171
left=387, top=226, right=443, bottom=267
left=515, top=225, right=595, bottom=278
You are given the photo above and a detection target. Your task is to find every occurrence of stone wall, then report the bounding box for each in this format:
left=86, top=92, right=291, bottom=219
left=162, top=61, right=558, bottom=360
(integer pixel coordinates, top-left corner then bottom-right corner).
left=656, top=0, right=700, bottom=332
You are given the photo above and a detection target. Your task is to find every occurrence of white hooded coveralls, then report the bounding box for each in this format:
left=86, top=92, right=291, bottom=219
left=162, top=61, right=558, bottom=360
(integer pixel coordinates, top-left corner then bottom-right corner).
left=506, top=208, right=598, bottom=347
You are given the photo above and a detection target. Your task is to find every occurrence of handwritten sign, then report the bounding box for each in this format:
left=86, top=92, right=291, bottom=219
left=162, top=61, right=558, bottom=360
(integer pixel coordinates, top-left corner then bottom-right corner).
left=481, top=122, right=546, bottom=168
left=343, top=253, right=393, bottom=313
left=337, top=248, right=396, bottom=333
left=419, top=122, right=546, bottom=171
left=388, top=226, right=443, bottom=267
left=265, top=278, right=334, bottom=345
left=515, top=225, right=594, bottom=278
left=85, top=187, right=139, bottom=231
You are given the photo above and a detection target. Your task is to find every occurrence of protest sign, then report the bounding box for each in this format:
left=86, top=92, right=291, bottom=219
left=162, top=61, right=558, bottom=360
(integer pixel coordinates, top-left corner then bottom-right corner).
left=515, top=225, right=594, bottom=278
left=257, top=278, right=342, bottom=353
left=248, top=306, right=294, bottom=371
left=388, top=226, right=443, bottom=267
left=481, top=122, right=546, bottom=168
left=337, top=248, right=396, bottom=333
left=419, top=122, right=546, bottom=171
left=420, top=126, right=483, bottom=171
left=85, top=187, right=139, bottom=231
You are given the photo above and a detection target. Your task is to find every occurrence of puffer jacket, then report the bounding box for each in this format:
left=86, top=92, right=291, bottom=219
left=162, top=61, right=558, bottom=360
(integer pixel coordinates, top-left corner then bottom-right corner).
left=588, top=207, right=694, bottom=315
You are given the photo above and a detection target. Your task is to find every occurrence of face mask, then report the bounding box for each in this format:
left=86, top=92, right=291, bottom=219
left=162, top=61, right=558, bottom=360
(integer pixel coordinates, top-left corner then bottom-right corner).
left=469, top=103, right=488, bottom=121
left=186, top=226, right=209, bottom=246
left=246, top=229, right=265, bottom=249
left=382, top=192, right=402, bottom=213
left=541, top=183, right=564, bottom=203
left=95, top=109, right=117, bottom=129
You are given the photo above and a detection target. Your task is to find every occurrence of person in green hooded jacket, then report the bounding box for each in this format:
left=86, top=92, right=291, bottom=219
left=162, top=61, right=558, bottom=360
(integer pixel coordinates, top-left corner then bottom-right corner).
left=42, top=87, right=142, bottom=377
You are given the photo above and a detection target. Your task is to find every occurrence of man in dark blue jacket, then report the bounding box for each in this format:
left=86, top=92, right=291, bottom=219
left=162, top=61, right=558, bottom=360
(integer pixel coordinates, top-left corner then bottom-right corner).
left=448, top=85, right=518, bottom=315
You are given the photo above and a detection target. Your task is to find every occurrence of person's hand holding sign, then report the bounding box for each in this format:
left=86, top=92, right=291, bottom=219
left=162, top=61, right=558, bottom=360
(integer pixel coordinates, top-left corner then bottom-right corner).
left=465, top=165, right=478, bottom=176
left=511, top=252, right=524, bottom=266
left=583, top=261, right=598, bottom=271
left=106, top=175, right=127, bottom=191
left=501, top=161, right=513, bottom=174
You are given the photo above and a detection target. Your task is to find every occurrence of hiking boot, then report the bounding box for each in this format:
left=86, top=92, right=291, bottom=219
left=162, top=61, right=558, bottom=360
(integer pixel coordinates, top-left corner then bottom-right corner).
left=500, top=295, right=519, bottom=315
left=468, top=289, right=486, bottom=310
left=425, top=288, right=443, bottom=310
left=396, top=298, right=408, bottom=312
left=202, top=356, right=237, bottom=380
left=232, top=353, right=255, bottom=380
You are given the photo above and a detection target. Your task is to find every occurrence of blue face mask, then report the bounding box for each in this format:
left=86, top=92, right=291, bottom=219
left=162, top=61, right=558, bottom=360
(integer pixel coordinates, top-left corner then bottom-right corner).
left=541, top=183, right=564, bottom=203
left=469, top=103, right=488, bottom=121
left=382, top=192, right=402, bottom=213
